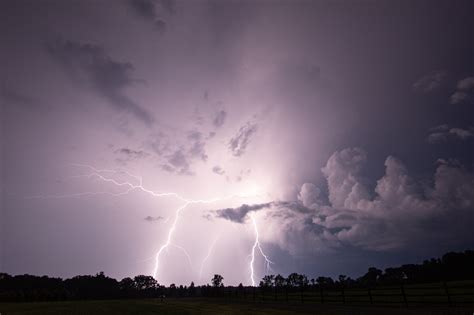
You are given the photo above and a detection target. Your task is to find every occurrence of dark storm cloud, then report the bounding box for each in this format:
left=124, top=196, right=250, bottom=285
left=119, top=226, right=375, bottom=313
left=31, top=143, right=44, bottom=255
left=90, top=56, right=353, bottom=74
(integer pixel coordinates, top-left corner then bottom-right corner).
left=427, top=125, right=474, bottom=143
left=47, top=38, right=153, bottom=125
left=228, top=122, right=258, bottom=157
left=212, top=166, right=225, bottom=175
left=412, top=71, right=446, bottom=92
left=144, top=215, right=163, bottom=222
left=213, top=110, right=227, bottom=128
left=450, top=76, right=474, bottom=104
left=214, top=202, right=273, bottom=223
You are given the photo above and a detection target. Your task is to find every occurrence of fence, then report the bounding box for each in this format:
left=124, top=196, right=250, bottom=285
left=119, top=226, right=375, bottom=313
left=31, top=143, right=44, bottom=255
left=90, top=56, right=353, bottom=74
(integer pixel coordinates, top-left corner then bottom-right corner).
left=203, top=281, right=474, bottom=307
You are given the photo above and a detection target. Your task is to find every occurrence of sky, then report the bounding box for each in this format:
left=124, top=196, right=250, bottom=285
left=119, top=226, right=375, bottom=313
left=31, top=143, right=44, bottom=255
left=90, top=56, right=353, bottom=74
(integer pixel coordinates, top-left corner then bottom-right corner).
left=1, top=0, right=474, bottom=286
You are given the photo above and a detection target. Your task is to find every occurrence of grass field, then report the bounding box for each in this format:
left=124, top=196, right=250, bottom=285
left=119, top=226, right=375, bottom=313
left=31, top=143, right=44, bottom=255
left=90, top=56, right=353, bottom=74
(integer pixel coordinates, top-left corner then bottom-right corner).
left=1, top=298, right=474, bottom=315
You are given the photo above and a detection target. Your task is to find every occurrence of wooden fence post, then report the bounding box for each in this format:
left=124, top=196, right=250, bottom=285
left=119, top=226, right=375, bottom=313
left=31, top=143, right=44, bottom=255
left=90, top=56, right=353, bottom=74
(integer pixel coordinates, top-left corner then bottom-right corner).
left=253, top=286, right=256, bottom=303
left=401, top=283, right=408, bottom=307
left=320, top=287, right=324, bottom=304
left=368, top=288, right=373, bottom=305
left=443, top=281, right=452, bottom=307
left=341, top=286, right=345, bottom=304
left=285, top=286, right=288, bottom=302
left=300, top=286, right=304, bottom=303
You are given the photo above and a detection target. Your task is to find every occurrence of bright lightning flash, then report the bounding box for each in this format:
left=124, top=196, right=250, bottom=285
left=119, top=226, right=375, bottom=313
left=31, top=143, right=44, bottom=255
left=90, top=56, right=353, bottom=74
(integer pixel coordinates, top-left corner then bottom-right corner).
left=30, top=164, right=273, bottom=285
left=249, top=213, right=273, bottom=286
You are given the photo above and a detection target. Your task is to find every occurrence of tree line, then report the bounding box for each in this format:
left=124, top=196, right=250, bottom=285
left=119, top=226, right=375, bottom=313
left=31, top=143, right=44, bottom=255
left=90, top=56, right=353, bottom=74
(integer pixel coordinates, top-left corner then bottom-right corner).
left=0, top=250, right=473, bottom=302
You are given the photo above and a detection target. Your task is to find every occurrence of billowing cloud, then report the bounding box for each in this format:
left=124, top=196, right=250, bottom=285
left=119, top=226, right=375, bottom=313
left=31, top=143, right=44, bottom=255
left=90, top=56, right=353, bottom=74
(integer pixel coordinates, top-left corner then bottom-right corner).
left=306, top=152, right=473, bottom=251
left=321, top=147, right=369, bottom=209
left=217, top=149, right=474, bottom=253
left=412, top=70, right=445, bottom=92
left=228, top=122, right=258, bottom=157
left=297, top=183, right=321, bottom=209
left=47, top=38, right=153, bottom=124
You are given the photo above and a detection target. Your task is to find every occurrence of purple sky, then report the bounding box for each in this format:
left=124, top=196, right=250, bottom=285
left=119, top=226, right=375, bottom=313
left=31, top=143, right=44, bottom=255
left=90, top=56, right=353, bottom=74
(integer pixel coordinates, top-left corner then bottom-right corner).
left=1, top=0, right=474, bottom=286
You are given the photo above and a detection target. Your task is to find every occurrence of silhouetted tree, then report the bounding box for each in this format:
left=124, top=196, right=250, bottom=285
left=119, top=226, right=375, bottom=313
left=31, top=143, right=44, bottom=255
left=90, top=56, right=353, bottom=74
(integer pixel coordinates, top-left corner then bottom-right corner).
left=274, top=274, right=286, bottom=288
left=286, top=273, right=300, bottom=287
left=211, top=274, right=224, bottom=287
left=358, top=267, right=382, bottom=287
left=261, top=275, right=275, bottom=287
left=1, top=250, right=474, bottom=302
left=188, top=281, right=196, bottom=296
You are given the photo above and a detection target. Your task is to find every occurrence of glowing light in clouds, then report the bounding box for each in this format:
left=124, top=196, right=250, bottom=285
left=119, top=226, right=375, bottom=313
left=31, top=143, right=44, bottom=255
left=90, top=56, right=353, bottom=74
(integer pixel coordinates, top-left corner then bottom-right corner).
left=29, top=164, right=273, bottom=285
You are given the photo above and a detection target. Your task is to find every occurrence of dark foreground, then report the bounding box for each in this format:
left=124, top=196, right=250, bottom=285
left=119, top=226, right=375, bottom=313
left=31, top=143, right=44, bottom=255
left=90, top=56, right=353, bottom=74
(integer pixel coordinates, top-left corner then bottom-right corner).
left=1, top=298, right=474, bottom=315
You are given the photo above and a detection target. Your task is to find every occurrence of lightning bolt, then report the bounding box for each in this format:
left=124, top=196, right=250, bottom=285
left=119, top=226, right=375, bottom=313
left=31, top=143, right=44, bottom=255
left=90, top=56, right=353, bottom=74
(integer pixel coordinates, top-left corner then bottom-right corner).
left=26, top=163, right=273, bottom=286
left=170, top=243, right=194, bottom=272
left=29, top=163, right=272, bottom=285
left=249, top=213, right=273, bottom=286
left=199, top=236, right=219, bottom=281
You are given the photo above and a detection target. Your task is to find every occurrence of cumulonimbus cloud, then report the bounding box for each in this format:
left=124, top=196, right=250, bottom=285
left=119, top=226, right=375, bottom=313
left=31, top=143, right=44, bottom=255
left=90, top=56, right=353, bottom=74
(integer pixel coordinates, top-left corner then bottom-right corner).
left=213, top=147, right=474, bottom=253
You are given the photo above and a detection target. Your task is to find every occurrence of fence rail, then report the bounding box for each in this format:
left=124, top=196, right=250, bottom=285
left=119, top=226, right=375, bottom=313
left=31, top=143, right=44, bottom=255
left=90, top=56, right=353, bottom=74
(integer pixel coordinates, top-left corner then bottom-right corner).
left=201, top=281, right=474, bottom=307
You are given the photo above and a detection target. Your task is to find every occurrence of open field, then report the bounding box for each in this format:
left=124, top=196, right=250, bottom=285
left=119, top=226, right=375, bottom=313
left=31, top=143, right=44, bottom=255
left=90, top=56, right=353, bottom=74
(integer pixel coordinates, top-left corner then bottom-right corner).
left=1, top=298, right=474, bottom=315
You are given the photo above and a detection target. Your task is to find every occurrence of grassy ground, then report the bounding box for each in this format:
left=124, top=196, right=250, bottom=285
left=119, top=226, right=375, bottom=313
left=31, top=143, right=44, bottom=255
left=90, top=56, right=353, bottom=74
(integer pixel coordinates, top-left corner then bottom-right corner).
left=1, top=298, right=474, bottom=315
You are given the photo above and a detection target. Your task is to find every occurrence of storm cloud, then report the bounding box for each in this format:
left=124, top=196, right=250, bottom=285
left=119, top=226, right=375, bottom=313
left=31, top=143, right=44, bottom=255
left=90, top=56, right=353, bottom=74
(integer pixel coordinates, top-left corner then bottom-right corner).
left=2, top=0, right=474, bottom=285
left=47, top=38, right=153, bottom=125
